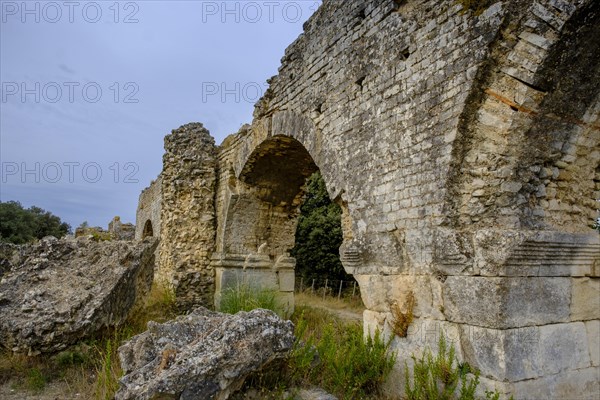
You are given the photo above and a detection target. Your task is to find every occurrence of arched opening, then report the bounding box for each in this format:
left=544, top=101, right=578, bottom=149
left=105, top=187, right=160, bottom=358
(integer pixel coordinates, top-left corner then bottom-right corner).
left=214, top=134, right=359, bottom=314
left=142, top=220, right=154, bottom=239
left=290, top=171, right=357, bottom=303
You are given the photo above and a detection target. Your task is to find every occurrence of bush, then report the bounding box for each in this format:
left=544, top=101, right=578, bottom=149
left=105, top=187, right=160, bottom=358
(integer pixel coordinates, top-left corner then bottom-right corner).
left=289, top=308, right=396, bottom=399
left=405, top=335, right=505, bottom=400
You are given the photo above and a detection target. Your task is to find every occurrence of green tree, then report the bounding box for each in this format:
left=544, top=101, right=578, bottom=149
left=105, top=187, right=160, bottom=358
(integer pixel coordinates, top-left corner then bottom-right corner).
left=0, top=201, right=71, bottom=244
left=291, top=172, right=351, bottom=283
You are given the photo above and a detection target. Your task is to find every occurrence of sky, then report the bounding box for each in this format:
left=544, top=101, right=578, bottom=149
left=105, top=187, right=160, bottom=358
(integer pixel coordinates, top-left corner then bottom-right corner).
left=0, top=0, right=321, bottom=229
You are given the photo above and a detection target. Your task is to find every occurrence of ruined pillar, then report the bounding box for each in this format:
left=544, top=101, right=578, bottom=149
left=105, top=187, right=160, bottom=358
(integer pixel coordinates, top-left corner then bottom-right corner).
left=159, top=123, right=217, bottom=309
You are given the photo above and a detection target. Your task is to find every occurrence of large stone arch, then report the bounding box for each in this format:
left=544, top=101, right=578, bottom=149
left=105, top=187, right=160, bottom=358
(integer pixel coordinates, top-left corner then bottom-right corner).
left=445, top=0, right=600, bottom=232
left=212, top=111, right=354, bottom=313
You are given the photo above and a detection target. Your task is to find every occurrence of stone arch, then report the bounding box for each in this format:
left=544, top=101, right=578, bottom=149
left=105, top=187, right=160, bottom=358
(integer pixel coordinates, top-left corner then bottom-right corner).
left=212, top=112, right=353, bottom=313
left=142, top=219, right=154, bottom=239
left=445, top=0, right=600, bottom=232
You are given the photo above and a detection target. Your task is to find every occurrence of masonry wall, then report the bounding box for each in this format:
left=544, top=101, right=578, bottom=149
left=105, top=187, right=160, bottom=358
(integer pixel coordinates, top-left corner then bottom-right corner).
left=135, top=176, right=162, bottom=241
left=159, top=123, right=217, bottom=309
left=139, top=0, right=600, bottom=397
left=213, top=0, right=599, bottom=398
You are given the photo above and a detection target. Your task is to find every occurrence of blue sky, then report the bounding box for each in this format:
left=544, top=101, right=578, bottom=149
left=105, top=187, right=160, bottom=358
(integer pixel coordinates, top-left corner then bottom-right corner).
left=0, top=0, right=320, bottom=229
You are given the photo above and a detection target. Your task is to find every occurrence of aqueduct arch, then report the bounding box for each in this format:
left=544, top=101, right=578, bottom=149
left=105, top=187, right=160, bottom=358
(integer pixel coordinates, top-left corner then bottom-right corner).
left=137, top=0, right=600, bottom=397
left=210, top=114, right=353, bottom=313
left=142, top=220, right=154, bottom=239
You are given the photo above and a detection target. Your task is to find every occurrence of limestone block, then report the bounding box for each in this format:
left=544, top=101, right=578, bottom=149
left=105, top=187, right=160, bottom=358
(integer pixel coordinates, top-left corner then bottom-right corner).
left=572, top=278, right=600, bottom=321
left=512, top=367, right=599, bottom=400
left=366, top=311, right=464, bottom=397
left=443, top=276, right=570, bottom=328
left=585, top=320, right=600, bottom=367
left=355, top=274, right=444, bottom=319
left=461, top=322, right=590, bottom=381
left=277, top=269, right=295, bottom=292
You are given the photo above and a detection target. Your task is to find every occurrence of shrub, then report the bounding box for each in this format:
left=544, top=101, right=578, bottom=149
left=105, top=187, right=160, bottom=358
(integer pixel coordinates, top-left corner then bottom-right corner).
left=404, top=335, right=505, bottom=400
left=290, top=309, right=396, bottom=399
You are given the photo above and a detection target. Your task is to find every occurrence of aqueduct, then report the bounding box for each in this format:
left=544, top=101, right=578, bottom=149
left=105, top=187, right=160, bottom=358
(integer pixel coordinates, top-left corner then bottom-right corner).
left=135, top=0, right=600, bottom=397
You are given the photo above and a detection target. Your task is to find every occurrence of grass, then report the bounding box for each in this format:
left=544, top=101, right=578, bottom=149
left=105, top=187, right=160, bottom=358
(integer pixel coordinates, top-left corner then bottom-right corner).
left=233, top=296, right=395, bottom=400
left=219, top=281, right=283, bottom=317
left=290, top=309, right=396, bottom=399
left=295, top=290, right=365, bottom=314
left=404, top=335, right=505, bottom=400
left=1, top=285, right=506, bottom=399
left=0, top=281, right=178, bottom=399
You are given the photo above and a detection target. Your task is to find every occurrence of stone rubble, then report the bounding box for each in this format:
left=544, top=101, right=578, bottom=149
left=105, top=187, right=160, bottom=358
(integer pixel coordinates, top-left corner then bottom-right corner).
left=115, top=307, right=294, bottom=400
left=0, top=236, right=157, bottom=354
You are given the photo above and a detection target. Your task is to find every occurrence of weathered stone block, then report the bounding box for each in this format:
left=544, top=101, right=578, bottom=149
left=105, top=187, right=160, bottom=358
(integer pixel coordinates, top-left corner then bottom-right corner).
left=277, top=269, right=295, bottom=292
left=365, top=311, right=463, bottom=397
left=443, top=277, right=570, bottom=328
left=585, top=320, right=600, bottom=367
left=512, top=367, right=599, bottom=400
left=572, top=278, right=600, bottom=321
left=461, top=322, right=590, bottom=381
left=355, top=274, right=444, bottom=319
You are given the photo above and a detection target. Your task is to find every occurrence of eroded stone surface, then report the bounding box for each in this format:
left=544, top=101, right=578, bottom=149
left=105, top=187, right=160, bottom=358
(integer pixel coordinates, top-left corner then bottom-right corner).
left=0, top=236, right=157, bottom=354
left=115, top=308, right=294, bottom=400
left=443, top=276, right=571, bottom=328
left=572, top=278, right=600, bottom=321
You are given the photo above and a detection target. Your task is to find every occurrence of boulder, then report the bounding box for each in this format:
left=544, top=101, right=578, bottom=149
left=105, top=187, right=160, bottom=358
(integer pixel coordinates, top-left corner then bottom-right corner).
left=115, top=307, right=294, bottom=400
left=0, top=236, right=157, bottom=354
left=0, top=242, right=22, bottom=279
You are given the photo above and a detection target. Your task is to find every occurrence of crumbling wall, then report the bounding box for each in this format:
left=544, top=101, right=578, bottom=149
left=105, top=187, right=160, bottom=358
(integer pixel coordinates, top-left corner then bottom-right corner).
left=135, top=176, right=162, bottom=241
left=159, top=123, right=217, bottom=309
left=108, top=216, right=135, bottom=240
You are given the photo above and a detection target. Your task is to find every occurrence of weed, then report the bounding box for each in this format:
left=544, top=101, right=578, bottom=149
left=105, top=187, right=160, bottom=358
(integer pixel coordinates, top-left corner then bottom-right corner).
left=25, top=367, right=46, bottom=392
left=404, top=335, right=506, bottom=400
left=289, top=308, right=396, bottom=399
left=219, top=281, right=282, bottom=316
left=55, top=349, right=88, bottom=367
left=390, top=291, right=415, bottom=337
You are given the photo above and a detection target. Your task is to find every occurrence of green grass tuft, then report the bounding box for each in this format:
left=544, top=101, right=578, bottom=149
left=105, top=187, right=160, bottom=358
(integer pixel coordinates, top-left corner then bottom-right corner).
left=219, top=281, right=282, bottom=316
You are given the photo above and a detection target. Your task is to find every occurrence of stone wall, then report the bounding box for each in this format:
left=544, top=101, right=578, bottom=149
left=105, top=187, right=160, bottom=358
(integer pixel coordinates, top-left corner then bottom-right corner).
left=159, top=123, right=217, bottom=309
left=135, top=176, right=162, bottom=241
left=136, top=0, right=600, bottom=397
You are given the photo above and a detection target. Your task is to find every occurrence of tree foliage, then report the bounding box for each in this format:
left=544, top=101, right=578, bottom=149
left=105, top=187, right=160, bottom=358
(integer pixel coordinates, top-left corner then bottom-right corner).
left=291, top=172, right=350, bottom=283
left=0, top=201, right=71, bottom=244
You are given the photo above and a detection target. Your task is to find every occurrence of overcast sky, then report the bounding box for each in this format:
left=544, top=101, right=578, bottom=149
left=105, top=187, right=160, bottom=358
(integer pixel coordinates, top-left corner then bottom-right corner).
left=0, top=0, right=320, bottom=229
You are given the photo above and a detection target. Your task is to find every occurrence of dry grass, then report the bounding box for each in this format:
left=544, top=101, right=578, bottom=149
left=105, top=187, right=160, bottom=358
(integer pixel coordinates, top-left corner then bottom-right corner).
left=295, top=290, right=365, bottom=312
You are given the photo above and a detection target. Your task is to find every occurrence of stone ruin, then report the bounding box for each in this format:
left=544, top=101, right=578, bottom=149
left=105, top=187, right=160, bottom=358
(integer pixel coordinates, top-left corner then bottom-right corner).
left=75, top=216, right=135, bottom=241
left=135, top=0, right=600, bottom=397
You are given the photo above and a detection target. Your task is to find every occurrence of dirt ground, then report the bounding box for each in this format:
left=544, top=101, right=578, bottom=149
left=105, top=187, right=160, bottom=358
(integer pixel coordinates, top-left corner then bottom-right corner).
left=0, top=381, right=83, bottom=400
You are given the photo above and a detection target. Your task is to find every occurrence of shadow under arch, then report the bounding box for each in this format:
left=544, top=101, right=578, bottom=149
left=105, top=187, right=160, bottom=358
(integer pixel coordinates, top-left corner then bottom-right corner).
left=142, top=219, right=154, bottom=239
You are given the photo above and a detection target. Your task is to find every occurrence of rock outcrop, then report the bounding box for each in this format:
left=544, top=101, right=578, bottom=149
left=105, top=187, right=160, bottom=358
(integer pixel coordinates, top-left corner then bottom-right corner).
left=0, top=242, right=22, bottom=279
left=115, top=307, right=294, bottom=400
left=0, top=236, right=157, bottom=354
